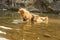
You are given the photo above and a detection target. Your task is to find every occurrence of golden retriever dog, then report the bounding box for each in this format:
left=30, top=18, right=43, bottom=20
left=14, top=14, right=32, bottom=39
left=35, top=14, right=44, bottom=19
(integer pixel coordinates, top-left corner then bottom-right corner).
left=18, top=8, right=32, bottom=21
left=18, top=8, right=48, bottom=24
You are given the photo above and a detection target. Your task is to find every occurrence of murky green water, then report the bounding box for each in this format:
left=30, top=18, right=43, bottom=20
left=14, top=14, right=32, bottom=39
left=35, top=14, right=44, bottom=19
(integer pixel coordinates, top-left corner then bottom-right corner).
left=0, top=11, right=60, bottom=40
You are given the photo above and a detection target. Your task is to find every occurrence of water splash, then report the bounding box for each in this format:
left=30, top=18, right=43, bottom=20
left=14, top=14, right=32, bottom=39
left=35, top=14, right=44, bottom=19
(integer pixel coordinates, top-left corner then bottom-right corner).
left=0, top=38, right=9, bottom=40
left=12, top=19, right=25, bottom=24
left=0, top=31, right=6, bottom=34
left=0, top=26, right=12, bottom=30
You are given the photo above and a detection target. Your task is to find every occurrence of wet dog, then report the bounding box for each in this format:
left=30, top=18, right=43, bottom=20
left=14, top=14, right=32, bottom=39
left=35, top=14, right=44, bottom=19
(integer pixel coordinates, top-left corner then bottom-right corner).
left=18, top=8, right=48, bottom=24
left=18, top=8, right=32, bottom=21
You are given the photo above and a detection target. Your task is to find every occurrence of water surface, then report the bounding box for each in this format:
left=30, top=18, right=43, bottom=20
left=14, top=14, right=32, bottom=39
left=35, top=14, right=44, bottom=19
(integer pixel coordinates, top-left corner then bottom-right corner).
left=0, top=11, right=60, bottom=40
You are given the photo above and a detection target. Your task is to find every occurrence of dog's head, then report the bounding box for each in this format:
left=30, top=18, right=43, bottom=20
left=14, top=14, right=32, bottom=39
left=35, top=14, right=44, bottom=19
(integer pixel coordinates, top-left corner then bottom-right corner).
left=18, top=8, right=25, bottom=15
left=18, top=8, right=30, bottom=16
left=18, top=8, right=32, bottom=21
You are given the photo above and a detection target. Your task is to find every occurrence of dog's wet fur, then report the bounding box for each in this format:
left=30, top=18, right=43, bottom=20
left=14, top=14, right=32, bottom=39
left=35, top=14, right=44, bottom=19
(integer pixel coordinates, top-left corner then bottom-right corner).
left=18, top=8, right=48, bottom=24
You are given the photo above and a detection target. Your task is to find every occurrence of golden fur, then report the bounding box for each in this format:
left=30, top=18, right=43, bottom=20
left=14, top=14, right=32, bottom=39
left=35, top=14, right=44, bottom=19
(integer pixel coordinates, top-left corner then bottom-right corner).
left=33, top=16, right=48, bottom=24
left=18, top=8, right=32, bottom=21
left=18, top=8, right=48, bottom=24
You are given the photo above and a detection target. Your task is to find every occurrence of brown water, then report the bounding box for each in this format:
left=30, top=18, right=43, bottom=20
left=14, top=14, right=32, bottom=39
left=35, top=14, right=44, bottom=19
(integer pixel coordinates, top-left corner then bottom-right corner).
left=0, top=11, right=60, bottom=40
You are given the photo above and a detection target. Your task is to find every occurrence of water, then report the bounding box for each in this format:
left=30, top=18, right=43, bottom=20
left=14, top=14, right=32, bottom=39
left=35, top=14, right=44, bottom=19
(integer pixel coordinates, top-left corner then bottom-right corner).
left=0, top=11, right=60, bottom=40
